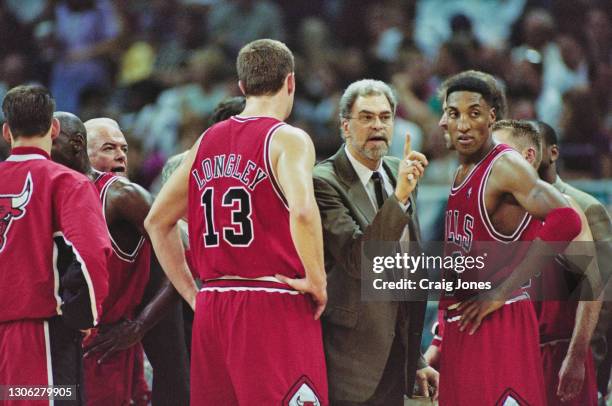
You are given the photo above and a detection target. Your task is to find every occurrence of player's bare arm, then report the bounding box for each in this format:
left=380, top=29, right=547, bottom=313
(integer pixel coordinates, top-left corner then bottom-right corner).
left=556, top=196, right=602, bottom=402
left=84, top=179, right=181, bottom=362
left=145, top=139, right=200, bottom=310
left=459, top=152, right=582, bottom=333
left=270, top=125, right=327, bottom=319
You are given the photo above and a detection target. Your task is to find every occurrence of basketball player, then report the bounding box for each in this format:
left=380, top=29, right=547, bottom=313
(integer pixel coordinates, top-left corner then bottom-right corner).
left=51, top=113, right=186, bottom=405
left=493, top=119, right=601, bottom=405
left=0, top=85, right=110, bottom=405
left=424, top=70, right=507, bottom=367
left=438, top=74, right=582, bottom=405
left=145, top=39, right=328, bottom=405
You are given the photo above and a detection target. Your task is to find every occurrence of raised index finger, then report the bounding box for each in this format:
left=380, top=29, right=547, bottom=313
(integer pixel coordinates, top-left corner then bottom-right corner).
left=403, top=132, right=412, bottom=159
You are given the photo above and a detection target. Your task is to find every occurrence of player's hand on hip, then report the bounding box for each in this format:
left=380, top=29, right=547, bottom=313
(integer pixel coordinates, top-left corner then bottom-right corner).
left=457, top=289, right=505, bottom=335
left=275, top=274, right=327, bottom=320
left=415, top=366, right=439, bottom=401
left=557, top=352, right=586, bottom=402
left=395, top=133, right=428, bottom=204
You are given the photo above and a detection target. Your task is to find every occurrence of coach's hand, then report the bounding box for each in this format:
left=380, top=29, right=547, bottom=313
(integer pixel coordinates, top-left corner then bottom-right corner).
left=415, top=366, right=439, bottom=400
left=395, top=133, right=428, bottom=205
left=275, top=274, right=327, bottom=320
left=557, top=352, right=585, bottom=402
left=83, top=319, right=145, bottom=364
left=457, top=289, right=505, bottom=335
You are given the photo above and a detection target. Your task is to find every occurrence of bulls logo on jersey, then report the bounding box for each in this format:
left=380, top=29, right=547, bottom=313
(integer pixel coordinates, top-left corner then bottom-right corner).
left=284, top=376, right=321, bottom=406
left=445, top=209, right=474, bottom=253
left=0, top=173, right=33, bottom=252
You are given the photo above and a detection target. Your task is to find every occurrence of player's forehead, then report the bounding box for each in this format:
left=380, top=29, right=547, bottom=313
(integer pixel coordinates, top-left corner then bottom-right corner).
left=446, top=91, right=489, bottom=110
left=351, top=94, right=392, bottom=115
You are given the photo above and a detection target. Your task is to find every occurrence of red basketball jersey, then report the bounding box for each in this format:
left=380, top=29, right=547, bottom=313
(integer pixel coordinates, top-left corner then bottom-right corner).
left=188, top=116, right=305, bottom=281
left=0, top=147, right=109, bottom=324
left=94, top=172, right=151, bottom=323
left=443, top=144, right=541, bottom=307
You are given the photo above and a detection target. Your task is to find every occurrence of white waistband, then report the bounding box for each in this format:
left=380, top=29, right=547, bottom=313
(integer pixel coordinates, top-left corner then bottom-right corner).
left=205, top=275, right=285, bottom=283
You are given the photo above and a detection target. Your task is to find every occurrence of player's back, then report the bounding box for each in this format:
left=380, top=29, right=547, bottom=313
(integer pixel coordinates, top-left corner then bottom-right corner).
left=0, top=147, right=104, bottom=322
left=188, top=116, right=305, bottom=281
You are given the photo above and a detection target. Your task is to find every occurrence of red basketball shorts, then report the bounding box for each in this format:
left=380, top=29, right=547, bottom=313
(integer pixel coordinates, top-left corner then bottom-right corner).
left=83, top=335, right=149, bottom=406
left=540, top=340, right=597, bottom=406
left=0, top=319, right=52, bottom=406
left=439, top=299, right=546, bottom=406
left=190, top=280, right=328, bottom=406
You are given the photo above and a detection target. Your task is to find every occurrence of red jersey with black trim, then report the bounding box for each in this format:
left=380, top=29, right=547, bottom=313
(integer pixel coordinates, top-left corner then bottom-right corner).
left=0, top=147, right=110, bottom=324
left=442, top=144, right=541, bottom=308
left=94, top=172, right=151, bottom=323
left=188, top=115, right=305, bottom=281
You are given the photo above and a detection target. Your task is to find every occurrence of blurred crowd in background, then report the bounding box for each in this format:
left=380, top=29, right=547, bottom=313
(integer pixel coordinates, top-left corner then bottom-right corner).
left=0, top=0, right=610, bottom=191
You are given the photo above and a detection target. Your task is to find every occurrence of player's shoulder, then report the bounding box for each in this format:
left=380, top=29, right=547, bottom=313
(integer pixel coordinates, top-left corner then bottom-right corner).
left=107, top=176, right=152, bottom=205
left=45, top=160, right=92, bottom=186
left=271, top=123, right=313, bottom=150
left=490, top=148, right=532, bottom=176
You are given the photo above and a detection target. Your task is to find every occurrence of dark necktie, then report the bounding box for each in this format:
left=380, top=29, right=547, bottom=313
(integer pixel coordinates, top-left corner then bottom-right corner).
left=371, top=171, right=387, bottom=209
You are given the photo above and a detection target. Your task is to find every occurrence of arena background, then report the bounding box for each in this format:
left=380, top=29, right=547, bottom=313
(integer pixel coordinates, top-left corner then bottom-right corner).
left=0, top=1, right=610, bottom=404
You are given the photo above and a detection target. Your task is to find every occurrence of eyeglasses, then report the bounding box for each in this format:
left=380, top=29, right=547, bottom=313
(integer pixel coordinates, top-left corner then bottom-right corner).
left=346, top=112, right=394, bottom=126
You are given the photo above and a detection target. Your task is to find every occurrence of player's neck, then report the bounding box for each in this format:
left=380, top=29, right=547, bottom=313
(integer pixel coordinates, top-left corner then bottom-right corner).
left=458, top=137, right=495, bottom=166
left=11, top=136, right=52, bottom=155
left=241, top=96, right=288, bottom=121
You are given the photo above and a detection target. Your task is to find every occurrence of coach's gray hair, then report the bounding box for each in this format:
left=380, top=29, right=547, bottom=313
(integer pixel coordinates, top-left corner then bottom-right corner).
left=339, top=79, right=397, bottom=121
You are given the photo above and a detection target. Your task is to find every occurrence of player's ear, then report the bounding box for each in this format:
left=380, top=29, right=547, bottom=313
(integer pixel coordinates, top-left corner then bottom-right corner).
left=73, top=132, right=86, bottom=153
left=2, top=123, right=12, bottom=146
left=550, top=144, right=559, bottom=163
left=489, top=107, right=496, bottom=125
left=50, top=118, right=60, bottom=140
left=525, top=147, right=536, bottom=166
left=237, top=81, right=246, bottom=96
left=286, top=72, right=295, bottom=95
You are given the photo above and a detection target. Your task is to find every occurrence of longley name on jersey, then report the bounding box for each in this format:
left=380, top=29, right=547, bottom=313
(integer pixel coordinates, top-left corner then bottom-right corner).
left=192, top=153, right=268, bottom=192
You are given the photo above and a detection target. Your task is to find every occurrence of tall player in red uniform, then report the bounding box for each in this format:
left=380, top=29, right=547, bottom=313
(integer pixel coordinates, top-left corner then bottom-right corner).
left=438, top=74, right=582, bottom=405
left=493, top=119, right=601, bottom=406
left=50, top=113, right=186, bottom=405
left=0, top=85, right=110, bottom=405
left=146, top=39, right=328, bottom=405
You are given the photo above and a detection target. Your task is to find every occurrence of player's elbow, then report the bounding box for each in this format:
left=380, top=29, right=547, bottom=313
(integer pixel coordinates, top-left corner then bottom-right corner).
left=289, top=201, right=318, bottom=225
left=144, top=211, right=162, bottom=236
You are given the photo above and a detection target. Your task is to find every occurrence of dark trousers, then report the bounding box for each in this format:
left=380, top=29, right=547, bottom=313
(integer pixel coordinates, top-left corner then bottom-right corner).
left=331, top=332, right=406, bottom=406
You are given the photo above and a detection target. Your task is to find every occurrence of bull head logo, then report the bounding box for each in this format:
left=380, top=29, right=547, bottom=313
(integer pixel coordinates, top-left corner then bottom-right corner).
left=287, top=381, right=320, bottom=406
left=0, top=173, right=33, bottom=252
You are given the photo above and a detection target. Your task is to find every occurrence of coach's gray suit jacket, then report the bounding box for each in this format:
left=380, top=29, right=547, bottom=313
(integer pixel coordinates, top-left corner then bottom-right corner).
left=554, top=176, right=612, bottom=364
left=313, top=146, right=427, bottom=403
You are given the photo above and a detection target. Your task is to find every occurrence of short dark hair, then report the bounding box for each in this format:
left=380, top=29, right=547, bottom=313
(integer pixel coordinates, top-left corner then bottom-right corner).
left=492, top=119, right=541, bottom=162
left=535, top=121, right=558, bottom=147
left=209, top=96, right=246, bottom=126
left=236, top=39, right=294, bottom=96
left=445, top=75, right=495, bottom=111
left=439, top=70, right=507, bottom=119
left=2, top=85, right=55, bottom=138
